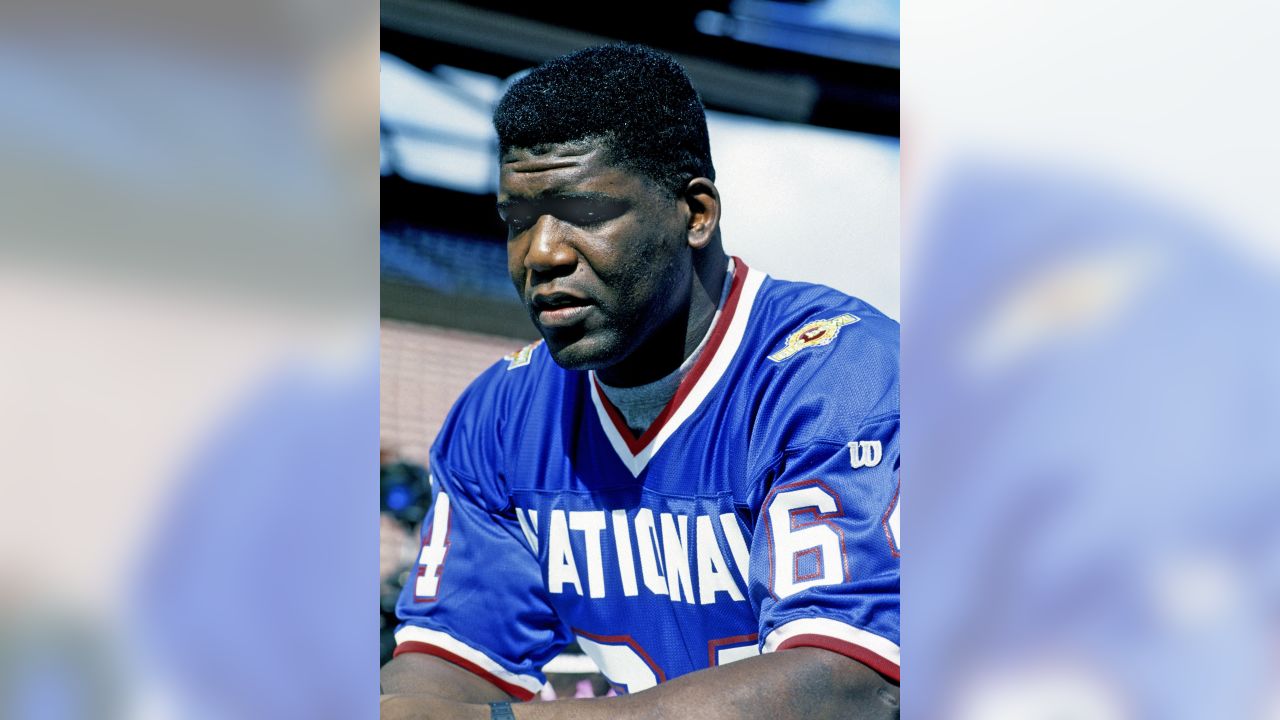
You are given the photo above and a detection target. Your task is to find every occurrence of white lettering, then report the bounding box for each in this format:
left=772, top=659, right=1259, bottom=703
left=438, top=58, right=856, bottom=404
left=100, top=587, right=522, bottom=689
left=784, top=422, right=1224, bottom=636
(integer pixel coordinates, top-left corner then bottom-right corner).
left=715, top=644, right=760, bottom=666
left=634, top=509, right=668, bottom=596
left=888, top=494, right=900, bottom=551
left=533, top=506, right=759, bottom=603
left=849, top=440, right=883, bottom=469
left=576, top=636, right=659, bottom=693
left=661, top=513, right=694, bottom=603
left=696, top=515, right=745, bottom=604
left=515, top=507, right=539, bottom=553
left=719, top=512, right=752, bottom=586
left=768, top=486, right=844, bottom=598
left=611, top=509, right=639, bottom=597
left=415, top=492, right=451, bottom=598
left=569, top=511, right=607, bottom=598
left=547, top=509, right=583, bottom=595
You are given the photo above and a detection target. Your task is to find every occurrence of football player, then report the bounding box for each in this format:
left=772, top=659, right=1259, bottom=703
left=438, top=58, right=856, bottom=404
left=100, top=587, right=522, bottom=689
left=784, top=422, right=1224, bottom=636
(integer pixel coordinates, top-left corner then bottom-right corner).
left=381, top=44, right=900, bottom=720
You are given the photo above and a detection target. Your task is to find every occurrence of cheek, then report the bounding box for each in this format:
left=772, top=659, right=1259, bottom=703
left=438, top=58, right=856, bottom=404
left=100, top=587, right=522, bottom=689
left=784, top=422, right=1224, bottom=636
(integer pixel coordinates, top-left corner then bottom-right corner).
left=608, top=249, right=686, bottom=321
left=507, top=243, right=526, bottom=290
left=585, top=212, right=685, bottom=309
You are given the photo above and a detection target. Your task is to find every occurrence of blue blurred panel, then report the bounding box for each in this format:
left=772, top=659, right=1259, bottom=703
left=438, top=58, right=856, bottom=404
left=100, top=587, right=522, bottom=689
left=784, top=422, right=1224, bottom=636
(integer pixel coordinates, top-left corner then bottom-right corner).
left=380, top=227, right=513, bottom=302
left=132, top=357, right=379, bottom=720
left=906, top=162, right=1280, bottom=718
left=696, top=0, right=899, bottom=67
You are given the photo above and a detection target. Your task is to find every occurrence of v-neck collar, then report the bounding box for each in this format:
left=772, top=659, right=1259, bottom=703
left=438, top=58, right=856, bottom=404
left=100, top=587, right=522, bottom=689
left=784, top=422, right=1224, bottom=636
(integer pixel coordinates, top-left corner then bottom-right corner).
left=588, top=258, right=765, bottom=476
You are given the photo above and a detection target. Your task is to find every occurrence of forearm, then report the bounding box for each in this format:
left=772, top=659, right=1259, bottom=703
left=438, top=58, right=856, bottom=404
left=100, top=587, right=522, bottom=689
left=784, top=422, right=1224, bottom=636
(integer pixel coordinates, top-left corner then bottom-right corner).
left=382, top=653, right=516, bottom=704
left=383, top=648, right=898, bottom=720
left=523, top=649, right=896, bottom=720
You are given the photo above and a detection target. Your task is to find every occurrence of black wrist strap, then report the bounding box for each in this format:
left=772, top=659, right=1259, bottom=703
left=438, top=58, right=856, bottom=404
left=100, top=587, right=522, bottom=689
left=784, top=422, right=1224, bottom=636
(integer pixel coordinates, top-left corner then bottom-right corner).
left=489, top=701, right=515, bottom=720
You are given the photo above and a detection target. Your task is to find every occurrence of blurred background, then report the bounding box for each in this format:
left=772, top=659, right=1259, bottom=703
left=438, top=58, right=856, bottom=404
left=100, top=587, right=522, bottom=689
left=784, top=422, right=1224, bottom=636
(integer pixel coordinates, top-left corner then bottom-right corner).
left=2, top=0, right=1278, bottom=717
left=903, top=2, right=1280, bottom=717
left=376, top=0, right=901, bottom=696
left=0, top=0, right=379, bottom=717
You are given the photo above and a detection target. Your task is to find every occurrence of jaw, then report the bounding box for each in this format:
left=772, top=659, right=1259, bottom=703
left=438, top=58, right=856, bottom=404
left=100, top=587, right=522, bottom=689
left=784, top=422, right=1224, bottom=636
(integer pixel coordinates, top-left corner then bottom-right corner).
left=593, top=303, right=694, bottom=387
left=532, top=299, right=682, bottom=383
left=539, top=326, right=601, bottom=370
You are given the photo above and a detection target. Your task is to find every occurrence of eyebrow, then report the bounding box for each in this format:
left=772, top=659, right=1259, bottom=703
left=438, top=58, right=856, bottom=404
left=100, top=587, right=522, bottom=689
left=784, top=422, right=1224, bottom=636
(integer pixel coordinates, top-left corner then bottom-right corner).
left=496, top=192, right=618, bottom=213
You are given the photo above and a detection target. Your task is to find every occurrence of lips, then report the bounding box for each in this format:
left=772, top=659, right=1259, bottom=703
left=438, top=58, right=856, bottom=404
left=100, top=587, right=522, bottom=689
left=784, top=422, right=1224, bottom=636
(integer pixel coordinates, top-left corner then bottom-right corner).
left=530, top=291, right=595, bottom=328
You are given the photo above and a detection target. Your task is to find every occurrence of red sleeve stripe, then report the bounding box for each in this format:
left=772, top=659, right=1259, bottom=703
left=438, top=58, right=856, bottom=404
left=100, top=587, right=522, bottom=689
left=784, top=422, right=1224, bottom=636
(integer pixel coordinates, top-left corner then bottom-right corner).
left=392, top=626, right=544, bottom=700
left=776, top=634, right=900, bottom=683
left=393, top=642, right=537, bottom=701
left=762, top=618, right=900, bottom=683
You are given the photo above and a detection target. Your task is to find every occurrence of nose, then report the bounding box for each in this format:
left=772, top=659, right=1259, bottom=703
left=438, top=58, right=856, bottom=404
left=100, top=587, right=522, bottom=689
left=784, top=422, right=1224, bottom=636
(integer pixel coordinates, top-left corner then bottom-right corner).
left=521, top=214, right=577, bottom=277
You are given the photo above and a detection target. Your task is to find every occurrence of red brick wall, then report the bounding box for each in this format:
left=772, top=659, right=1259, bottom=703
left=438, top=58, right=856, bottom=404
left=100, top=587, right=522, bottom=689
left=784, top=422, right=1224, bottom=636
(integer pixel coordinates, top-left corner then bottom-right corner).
left=380, top=320, right=527, bottom=465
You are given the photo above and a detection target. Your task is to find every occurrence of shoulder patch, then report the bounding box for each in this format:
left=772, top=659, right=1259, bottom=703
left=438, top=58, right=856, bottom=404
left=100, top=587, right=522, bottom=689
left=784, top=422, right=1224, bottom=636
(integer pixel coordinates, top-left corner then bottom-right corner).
left=504, top=339, right=542, bottom=370
left=768, top=314, right=860, bottom=362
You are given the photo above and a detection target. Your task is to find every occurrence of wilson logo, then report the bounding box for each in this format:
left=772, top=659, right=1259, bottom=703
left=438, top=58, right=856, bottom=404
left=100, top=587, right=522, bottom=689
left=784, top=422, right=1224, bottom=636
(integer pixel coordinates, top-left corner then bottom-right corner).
left=848, top=440, right=882, bottom=469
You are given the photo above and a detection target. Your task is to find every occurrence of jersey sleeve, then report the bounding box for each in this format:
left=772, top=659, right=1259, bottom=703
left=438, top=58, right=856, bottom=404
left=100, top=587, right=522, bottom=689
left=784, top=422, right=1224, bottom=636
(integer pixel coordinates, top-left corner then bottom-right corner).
left=393, top=367, right=572, bottom=700
left=750, top=414, right=901, bottom=682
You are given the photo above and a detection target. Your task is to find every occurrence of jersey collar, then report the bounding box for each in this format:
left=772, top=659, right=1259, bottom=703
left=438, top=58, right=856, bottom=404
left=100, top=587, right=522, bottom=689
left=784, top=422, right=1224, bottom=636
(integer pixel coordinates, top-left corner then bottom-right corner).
left=588, top=257, right=765, bottom=476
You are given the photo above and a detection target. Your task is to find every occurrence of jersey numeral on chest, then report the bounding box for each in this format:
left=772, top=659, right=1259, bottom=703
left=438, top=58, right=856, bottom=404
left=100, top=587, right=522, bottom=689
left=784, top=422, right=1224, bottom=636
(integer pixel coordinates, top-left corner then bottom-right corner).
left=575, top=630, right=760, bottom=694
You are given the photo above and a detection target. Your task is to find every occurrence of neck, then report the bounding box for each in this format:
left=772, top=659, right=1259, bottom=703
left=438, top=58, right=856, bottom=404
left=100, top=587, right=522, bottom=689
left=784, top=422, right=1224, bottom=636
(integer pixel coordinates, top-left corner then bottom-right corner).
left=684, top=245, right=730, bottom=357
left=597, top=245, right=729, bottom=388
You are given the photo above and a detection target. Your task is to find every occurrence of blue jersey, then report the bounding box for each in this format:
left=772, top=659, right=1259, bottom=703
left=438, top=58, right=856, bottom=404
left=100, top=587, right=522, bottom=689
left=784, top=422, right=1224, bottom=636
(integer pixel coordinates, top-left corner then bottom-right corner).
left=394, top=259, right=900, bottom=699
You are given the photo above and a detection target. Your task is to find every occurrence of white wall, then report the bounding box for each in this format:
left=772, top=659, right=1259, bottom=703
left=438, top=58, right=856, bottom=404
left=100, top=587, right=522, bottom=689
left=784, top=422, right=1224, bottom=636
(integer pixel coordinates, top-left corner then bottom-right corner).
left=708, top=111, right=900, bottom=319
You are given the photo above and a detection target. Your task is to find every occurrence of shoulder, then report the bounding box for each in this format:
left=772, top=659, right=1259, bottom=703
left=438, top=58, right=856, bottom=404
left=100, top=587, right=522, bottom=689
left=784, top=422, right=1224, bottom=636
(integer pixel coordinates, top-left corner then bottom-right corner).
left=738, top=274, right=899, bottom=450
left=445, top=338, right=555, bottom=418
left=429, top=338, right=561, bottom=500
left=749, top=275, right=898, bottom=387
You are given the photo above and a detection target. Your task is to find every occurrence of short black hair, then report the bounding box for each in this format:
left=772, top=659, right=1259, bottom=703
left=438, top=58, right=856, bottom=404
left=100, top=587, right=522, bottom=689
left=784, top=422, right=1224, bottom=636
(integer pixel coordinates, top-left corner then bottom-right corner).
left=493, top=44, right=715, bottom=195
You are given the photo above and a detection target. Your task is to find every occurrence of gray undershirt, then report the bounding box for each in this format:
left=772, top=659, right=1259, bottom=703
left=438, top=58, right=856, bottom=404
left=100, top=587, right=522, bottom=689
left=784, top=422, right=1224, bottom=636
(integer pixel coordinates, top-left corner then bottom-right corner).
left=597, top=261, right=735, bottom=435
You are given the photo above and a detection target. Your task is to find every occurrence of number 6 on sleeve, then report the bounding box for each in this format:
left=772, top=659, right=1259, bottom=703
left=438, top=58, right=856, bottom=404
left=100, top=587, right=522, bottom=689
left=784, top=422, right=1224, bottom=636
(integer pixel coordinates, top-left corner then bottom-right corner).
left=764, top=480, right=848, bottom=599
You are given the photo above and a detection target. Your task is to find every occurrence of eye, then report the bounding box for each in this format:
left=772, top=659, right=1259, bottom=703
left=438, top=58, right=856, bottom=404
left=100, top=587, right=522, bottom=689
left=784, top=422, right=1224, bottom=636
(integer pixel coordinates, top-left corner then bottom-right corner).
left=502, top=209, right=536, bottom=234
left=558, top=199, right=625, bottom=227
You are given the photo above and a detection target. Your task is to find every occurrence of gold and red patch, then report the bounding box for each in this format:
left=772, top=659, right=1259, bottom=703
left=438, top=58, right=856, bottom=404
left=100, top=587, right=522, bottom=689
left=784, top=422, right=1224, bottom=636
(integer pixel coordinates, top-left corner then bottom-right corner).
left=504, top=339, right=542, bottom=369
left=768, top=314, right=860, bottom=362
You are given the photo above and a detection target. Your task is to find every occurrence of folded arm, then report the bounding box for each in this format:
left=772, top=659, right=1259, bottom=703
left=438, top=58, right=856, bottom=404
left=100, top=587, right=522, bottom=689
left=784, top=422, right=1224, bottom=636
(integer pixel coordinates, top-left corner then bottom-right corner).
left=380, top=647, right=898, bottom=720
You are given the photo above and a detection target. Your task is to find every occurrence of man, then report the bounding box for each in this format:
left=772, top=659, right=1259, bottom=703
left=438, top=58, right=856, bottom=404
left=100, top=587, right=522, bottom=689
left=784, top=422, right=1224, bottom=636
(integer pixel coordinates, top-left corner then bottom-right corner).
left=382, top=44, right=900, bottom=719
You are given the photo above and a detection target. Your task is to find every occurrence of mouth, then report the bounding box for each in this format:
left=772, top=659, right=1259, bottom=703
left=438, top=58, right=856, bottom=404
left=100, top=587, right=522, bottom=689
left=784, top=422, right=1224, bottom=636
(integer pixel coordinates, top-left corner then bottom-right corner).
left=530, top=291, right=595, bottom=329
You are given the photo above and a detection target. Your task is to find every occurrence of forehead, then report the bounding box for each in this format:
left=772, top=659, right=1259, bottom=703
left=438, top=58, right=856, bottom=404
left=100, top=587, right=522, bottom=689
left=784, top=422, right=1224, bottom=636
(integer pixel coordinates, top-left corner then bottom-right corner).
left=498, top=142, right=649, bottom=200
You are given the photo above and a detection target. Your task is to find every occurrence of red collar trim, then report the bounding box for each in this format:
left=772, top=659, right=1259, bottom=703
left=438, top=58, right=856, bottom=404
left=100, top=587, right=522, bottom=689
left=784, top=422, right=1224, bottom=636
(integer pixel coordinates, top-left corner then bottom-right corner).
left=591, top=258, right=750, bottom=455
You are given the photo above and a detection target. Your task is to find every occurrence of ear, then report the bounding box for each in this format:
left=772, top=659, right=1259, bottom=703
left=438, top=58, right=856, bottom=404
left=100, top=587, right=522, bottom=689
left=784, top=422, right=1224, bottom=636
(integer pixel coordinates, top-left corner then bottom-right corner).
left=681, top=177, right=720, bottom=250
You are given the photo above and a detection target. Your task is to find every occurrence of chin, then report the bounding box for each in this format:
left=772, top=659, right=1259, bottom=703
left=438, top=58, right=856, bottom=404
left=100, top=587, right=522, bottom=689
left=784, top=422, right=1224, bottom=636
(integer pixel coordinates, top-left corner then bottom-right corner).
left=542, top=332, right=625, bottom=372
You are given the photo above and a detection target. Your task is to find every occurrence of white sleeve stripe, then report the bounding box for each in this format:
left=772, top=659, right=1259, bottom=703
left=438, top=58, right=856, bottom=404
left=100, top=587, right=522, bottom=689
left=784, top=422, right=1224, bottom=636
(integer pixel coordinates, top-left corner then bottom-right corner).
left=393, top=625, right=545, bottom=694
left=761, top=618, right=900, bottom=666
